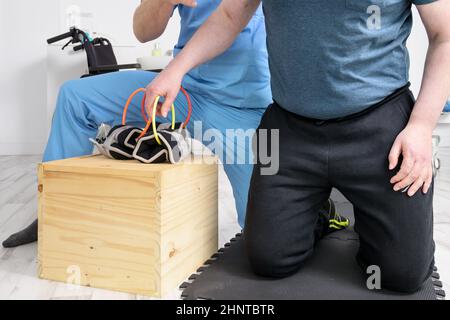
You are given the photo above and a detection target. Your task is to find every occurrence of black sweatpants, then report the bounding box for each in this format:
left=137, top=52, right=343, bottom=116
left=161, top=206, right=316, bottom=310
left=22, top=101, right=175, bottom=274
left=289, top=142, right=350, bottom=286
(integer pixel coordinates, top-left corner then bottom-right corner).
left=245, top=88, right=435, bottom=293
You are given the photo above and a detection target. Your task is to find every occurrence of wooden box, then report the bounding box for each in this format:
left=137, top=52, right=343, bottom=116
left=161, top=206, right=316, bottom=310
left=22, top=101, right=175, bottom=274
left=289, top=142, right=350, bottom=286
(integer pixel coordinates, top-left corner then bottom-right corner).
left=37, top=155, right=218, bottom=297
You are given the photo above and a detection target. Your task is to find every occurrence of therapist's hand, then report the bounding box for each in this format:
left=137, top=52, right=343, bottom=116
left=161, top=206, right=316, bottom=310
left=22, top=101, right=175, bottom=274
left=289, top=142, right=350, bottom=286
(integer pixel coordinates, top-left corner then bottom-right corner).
left=145, top=66, right=185, bottom=118
left=388, top=122, right=433, bottom=197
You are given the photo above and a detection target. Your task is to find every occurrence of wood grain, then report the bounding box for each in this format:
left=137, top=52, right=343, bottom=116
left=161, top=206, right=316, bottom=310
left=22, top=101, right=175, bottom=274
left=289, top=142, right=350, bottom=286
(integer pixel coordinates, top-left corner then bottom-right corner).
left=38, top=155, right=218, bottom=297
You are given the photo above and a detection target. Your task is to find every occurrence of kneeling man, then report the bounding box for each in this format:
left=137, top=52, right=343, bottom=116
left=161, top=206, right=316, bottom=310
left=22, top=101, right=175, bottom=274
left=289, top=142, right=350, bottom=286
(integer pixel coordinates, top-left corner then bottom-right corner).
left=143, top=0, right=450, bottom=293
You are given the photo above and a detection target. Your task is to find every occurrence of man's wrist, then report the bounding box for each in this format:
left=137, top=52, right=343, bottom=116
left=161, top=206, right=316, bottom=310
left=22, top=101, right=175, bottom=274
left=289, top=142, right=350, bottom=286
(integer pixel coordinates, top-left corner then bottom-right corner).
left=407, top=114, right=436, bottom=135
left=167, top=52, right=195, bottom=77
left=165, top=59, right=189, bottom=80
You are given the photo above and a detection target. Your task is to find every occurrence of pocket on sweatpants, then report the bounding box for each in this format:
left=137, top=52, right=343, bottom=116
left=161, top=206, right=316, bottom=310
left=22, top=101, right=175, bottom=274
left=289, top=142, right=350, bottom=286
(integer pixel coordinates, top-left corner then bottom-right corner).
left=395, top=90, right=415, bottom=122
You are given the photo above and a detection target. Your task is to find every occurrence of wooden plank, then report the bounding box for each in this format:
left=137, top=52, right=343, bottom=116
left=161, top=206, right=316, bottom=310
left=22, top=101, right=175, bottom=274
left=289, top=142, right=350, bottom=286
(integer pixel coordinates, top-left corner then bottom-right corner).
left=42, top=155, right=217, bottom=178
left=160, top=163, right=218, bottom=296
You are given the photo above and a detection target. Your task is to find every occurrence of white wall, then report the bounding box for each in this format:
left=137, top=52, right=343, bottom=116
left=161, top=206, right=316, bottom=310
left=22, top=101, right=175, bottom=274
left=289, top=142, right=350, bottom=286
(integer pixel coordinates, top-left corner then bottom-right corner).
left=0, top=2, right=431, bottom=155
left=0, top=1, right=57, bottom=155
left=408, top=7, right=428, bottom=98
left=0, top=0, right=180, bottom=156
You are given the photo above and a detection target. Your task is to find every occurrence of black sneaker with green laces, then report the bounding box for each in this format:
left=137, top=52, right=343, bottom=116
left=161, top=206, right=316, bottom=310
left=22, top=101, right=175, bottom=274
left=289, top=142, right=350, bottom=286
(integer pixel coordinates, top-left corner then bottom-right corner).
left=315, top=199, right=350, bottom=241
left=326, top=199, right=350, bottom=232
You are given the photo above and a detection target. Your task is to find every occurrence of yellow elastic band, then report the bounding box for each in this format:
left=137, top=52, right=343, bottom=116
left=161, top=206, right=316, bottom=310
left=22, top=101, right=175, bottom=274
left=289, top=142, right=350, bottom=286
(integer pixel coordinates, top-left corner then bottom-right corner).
left=152, top=96, right=176, bottom=145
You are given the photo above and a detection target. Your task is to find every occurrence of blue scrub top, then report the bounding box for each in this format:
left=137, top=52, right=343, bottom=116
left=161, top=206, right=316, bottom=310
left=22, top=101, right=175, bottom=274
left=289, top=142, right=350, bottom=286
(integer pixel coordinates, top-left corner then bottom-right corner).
left=174, top=1, right=272, bottom=109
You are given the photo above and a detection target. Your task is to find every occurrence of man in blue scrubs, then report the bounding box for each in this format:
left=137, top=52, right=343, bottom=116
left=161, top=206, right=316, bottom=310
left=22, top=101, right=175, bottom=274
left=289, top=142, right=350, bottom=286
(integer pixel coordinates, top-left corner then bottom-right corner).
left=2, top=0, right=348, bottom=248
left=139, top=0, right=450, bottom=292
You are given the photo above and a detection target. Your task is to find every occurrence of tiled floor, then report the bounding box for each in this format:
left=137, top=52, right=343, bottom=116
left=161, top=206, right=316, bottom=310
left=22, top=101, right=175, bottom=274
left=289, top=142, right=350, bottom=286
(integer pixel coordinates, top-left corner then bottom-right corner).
left=0, top=152, right=448, bottom=300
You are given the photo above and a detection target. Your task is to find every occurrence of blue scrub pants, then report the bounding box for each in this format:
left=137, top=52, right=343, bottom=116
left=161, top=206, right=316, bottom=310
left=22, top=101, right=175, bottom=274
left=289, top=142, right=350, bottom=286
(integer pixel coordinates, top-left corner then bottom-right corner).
left=44, top=71, right=266, bottom=228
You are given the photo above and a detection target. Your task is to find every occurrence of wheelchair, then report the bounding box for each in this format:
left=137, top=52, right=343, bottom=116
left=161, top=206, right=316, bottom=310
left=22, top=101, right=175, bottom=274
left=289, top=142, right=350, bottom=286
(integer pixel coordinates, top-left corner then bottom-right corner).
left=47, top=27, right=142, bottom=78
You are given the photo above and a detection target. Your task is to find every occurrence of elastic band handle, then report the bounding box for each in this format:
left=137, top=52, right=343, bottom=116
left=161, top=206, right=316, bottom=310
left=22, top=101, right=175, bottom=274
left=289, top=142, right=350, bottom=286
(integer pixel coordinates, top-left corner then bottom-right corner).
left=136, top=98, right=175, bottom=142
left=123, top=86, right=193, bottom=143
left=148, top=96, right=176, bottom=145
left=122, top=88, right=147, bottom=125
left=180, top=86, right=192, bottom=129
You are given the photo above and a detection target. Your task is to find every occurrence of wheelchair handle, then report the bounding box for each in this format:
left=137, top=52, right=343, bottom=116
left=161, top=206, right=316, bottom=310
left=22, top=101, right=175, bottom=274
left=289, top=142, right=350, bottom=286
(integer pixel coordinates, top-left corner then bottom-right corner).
left=47, top=31, right=74, bottom=44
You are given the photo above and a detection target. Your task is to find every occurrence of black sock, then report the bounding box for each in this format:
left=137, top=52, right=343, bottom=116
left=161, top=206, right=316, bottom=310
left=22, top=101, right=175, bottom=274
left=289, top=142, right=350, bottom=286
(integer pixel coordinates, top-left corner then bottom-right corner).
left=2, top=219, right=38, bottom=248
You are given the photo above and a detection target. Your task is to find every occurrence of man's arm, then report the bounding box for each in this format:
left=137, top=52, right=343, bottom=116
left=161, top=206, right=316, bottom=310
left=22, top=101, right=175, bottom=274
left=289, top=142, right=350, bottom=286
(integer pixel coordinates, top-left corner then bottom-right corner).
left=133, top=0, right=197, bottom=43
left=389, top=0, right=450, bottom=196
left=144, top=0, right=262, bottom=115
left=410, top=1, right=450, bottom=129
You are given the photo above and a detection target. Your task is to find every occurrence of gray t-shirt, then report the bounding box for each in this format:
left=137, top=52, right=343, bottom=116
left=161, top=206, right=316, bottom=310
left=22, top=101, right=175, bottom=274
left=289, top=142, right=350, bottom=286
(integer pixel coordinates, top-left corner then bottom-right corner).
left=262, top=0, right=437, bottom=119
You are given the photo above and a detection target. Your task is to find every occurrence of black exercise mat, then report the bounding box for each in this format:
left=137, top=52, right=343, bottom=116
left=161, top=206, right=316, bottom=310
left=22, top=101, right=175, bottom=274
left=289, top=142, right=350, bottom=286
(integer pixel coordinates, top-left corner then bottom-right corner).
left=181, top=203, right=445, bottom=300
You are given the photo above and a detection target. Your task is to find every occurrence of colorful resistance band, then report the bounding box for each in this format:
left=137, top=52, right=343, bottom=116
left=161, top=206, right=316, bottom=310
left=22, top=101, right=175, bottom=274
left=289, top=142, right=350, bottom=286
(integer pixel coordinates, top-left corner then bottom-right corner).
left=122, top=86, right=193, bottom=144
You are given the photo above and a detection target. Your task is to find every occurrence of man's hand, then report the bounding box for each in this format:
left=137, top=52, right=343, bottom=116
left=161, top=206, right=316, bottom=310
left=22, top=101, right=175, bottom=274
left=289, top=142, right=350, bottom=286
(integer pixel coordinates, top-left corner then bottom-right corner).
left=144, top=65, right=185, bottom=118
left=388, top=0, right=450, bottom=197
left=388, top=123, right=433, bottom=197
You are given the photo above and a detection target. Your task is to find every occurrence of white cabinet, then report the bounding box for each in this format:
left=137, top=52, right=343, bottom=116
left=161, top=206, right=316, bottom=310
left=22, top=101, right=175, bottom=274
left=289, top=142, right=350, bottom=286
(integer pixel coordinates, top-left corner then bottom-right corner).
left=433, top=117, right=450, bottom=179
left=435, top=116, right=450, bottom=146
